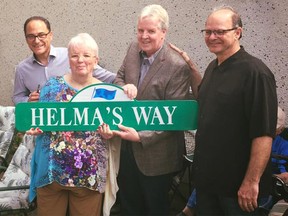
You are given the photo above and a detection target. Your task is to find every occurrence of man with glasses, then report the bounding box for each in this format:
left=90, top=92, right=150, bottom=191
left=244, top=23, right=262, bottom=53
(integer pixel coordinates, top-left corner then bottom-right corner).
left=12, top=16, right=115, bottom=105
left=193, top=5, right=277, bottom=215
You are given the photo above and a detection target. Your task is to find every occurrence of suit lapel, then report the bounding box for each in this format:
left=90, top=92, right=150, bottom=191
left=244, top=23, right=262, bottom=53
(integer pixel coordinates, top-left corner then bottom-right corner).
left=138, top=44, right=166, bottom=96
left=130, top=43, right=142, bottom=87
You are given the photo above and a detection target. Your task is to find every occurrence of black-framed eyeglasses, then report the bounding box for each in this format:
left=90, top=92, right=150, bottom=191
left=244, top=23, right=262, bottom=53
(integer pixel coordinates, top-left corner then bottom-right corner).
left=201, top=27, right=238, bottom=37
left=25, top=31, right=51, bottom=41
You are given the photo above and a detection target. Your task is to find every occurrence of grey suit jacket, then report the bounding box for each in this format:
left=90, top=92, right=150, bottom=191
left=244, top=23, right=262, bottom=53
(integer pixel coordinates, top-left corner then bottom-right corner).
left=114, top=41, right=191, bottom=176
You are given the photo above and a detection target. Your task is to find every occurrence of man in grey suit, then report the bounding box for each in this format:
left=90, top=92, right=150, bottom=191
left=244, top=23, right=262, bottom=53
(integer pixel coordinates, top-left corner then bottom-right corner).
left=113, top=4, right=201, bottom=215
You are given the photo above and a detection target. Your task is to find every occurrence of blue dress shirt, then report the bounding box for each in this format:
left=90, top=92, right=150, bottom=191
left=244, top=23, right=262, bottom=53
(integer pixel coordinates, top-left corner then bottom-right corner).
left=12, top=45, right=115, bottom=104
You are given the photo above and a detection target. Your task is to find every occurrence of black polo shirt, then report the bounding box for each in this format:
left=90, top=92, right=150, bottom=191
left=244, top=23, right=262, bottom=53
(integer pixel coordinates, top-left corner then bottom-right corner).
left=194, top=47, right=277, bottom=196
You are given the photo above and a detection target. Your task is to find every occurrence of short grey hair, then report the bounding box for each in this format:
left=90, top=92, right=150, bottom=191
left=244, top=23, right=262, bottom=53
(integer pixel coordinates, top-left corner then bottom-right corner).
left=68, top=33, right=99, bottom=57
left=138, top=4, right=169, bottom=30
left=211, top=5, right=242, bottom=28
left=210, top=5, right=243, bottom=38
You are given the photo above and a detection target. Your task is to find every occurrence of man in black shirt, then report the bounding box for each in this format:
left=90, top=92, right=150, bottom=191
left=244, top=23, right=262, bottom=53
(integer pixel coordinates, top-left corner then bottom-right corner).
left=194, top=5, right=278, bottom=215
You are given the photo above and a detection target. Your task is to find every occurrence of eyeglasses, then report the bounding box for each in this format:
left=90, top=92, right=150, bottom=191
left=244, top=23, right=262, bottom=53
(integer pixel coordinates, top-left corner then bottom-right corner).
left=25, top=31, right=51, bottom=41
left=70, top=54, right=96, bottom=61
left=201, top=28, right=237, bottom=37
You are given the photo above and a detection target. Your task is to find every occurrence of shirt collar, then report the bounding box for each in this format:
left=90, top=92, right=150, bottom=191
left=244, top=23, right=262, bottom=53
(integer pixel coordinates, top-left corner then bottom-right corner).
left=215, top=46, right=245, bottom=68
left=140, top=46, right=163, bottom=65
left=32, top=45, right=56, bottom=64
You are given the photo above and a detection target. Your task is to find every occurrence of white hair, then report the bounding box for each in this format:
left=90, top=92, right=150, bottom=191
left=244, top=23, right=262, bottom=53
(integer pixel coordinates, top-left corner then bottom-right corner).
left=138, top=4, right=169, bottom=30
left=68, top=33, right=99, bottom=57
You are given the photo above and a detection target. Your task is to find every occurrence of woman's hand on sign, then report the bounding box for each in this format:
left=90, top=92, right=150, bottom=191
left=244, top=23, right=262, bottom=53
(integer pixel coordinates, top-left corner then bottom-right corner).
left=26, top=127, right=43, bottom=136
left=122, top=84, right=137, bottom=99
left=97, top=123, right=114, bottom=140
left=113, top=124, right=140, bottom=142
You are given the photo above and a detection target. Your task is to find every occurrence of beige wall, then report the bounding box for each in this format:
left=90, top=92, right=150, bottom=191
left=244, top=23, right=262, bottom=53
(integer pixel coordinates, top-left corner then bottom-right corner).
left=1, top=0, right=287, bottom=113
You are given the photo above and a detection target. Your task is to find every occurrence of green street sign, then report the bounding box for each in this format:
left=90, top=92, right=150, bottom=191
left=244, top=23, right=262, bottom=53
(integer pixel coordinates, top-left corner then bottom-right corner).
left=15, top=100, right=198, bottom=131
left=15, top=83, right=198, bottom=131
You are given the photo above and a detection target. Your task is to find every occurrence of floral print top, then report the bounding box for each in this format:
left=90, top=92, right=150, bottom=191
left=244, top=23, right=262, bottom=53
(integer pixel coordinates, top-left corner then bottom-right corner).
left=29, top=76, right=108, bottom=202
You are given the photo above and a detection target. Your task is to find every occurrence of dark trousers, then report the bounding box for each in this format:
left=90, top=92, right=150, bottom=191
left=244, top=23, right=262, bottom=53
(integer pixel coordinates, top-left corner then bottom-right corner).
left=117, top=148, right=174, bottom=216
left=196, top=188, right=267, bottom=216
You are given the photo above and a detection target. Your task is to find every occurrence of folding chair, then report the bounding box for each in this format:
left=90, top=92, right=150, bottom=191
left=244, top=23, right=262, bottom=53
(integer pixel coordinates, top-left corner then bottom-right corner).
left=169, top=130, right=195, bottom=204
left=0, top=134, right=36, bottom=215
left=0, top=106, right=15, bottom=171
left=259, top=154, right=288, bottom=216
left=0, top=106, right=36, bottom=215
